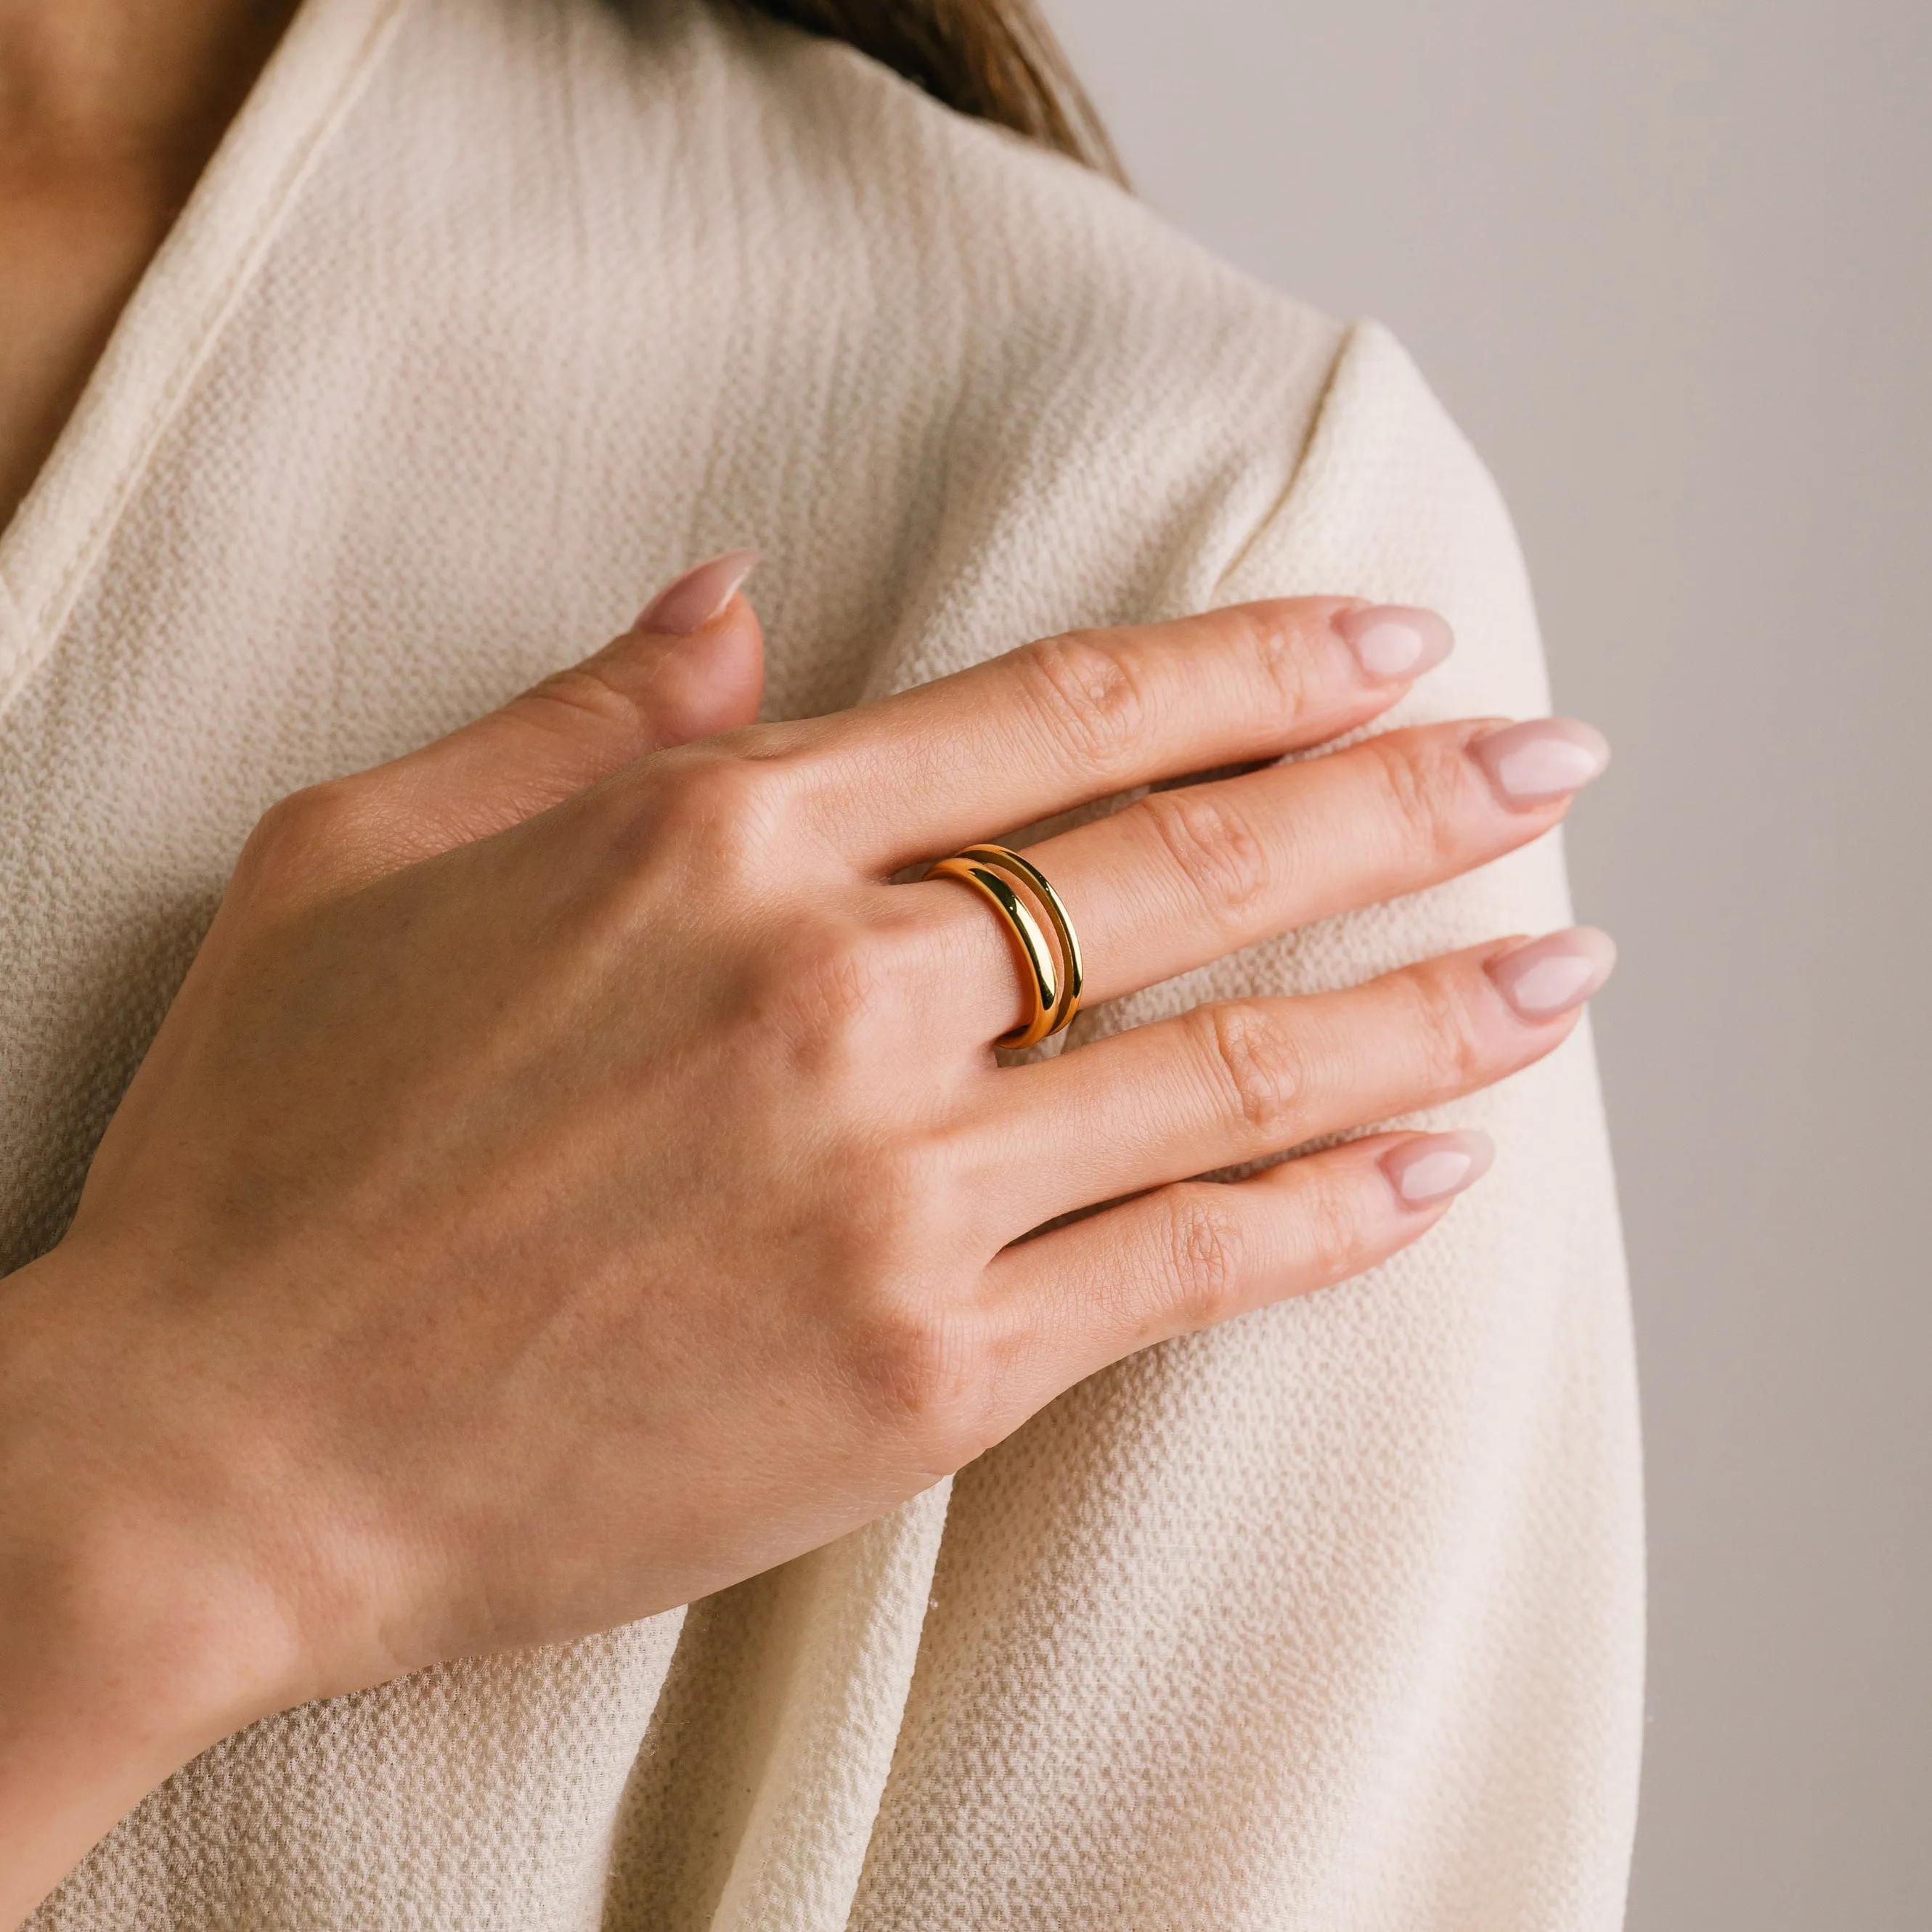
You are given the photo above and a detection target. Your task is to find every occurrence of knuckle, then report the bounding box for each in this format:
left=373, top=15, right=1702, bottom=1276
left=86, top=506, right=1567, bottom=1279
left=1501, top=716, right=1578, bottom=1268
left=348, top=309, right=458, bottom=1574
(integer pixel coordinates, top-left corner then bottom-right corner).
left=1155, top=1186, right=1247, bottom=1332
left=722, top=720, right=816, bottom=773
left=1401, top=962, right=1486, bottom=1093
left=1223, top=602, right=1317, bottom=728
left=661, top=747, right=786, bottom=826
left=1014, top=631, right=1148, bottom=776
left=1134, top=786, right=1272, bottom=933
left=634, top=749, right=794, bottom=879
left=823, top=1132, right=998, bottom=1468
left=1191, top=999, right=1305, bottom=1140
left=846, top=1294, right=994, bottom=1470
left=1296, top=1162, right=1379, bottom=1282
left=755, top=918, right=889, bottom=1061
left=520, top=662, right=656, bottom=740
left=235, top=780, right=363, bottom=887
left=1365, top=732, right=1467, bottom=868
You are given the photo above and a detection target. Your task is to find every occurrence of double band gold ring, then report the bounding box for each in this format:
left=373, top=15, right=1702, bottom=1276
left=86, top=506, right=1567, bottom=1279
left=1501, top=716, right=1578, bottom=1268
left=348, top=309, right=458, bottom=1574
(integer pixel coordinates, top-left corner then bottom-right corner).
left=924, top=843, right=1084, bottom=1050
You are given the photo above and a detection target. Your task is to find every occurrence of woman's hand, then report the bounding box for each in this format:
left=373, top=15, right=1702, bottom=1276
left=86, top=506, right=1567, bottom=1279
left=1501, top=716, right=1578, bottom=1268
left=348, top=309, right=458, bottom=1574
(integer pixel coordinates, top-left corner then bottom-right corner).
left=0, top=559, right=1610, bottom=1917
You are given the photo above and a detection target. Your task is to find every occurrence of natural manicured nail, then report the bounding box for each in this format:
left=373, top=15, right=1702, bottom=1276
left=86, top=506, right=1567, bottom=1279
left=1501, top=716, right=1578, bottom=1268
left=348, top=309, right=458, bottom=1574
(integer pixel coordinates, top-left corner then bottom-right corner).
left=1486, top=926, right=1618, bottom=1020
left=1472, top=717, right=1610, bottom=807
left=1381, top=1130, right=1494, bottom=1207
left=1333, top=604, right=1455, bottom=681
left=634, top=548, right=760, bottom=635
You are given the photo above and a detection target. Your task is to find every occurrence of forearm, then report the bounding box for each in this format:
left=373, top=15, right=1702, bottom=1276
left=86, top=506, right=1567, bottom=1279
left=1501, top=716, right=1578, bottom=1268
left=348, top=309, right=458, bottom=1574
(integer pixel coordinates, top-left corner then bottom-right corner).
left=0, top=1626, right=196, bottom=1930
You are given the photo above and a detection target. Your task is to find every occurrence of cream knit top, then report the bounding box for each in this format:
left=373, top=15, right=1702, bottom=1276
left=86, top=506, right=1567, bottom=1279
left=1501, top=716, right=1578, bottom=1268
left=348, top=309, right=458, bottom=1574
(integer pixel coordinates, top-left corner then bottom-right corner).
left=2, top=0, right=1642, bottom=1925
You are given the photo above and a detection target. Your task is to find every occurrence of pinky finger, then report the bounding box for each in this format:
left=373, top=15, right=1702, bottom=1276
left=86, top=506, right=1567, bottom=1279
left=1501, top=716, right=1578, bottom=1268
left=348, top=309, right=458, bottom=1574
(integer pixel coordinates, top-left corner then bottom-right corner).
left=986, top=1129, right=1494, bottom=1401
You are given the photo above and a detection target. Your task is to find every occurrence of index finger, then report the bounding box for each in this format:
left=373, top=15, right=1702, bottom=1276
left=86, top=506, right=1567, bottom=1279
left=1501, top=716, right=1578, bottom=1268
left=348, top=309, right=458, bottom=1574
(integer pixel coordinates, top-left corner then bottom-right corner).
left=784, top=598, right=1452, bottom=872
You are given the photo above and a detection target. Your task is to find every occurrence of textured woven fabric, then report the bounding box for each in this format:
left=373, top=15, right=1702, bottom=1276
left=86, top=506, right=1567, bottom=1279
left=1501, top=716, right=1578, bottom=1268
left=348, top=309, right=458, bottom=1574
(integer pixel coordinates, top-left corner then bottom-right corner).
left=2, top=0, right=1642, bottom=1925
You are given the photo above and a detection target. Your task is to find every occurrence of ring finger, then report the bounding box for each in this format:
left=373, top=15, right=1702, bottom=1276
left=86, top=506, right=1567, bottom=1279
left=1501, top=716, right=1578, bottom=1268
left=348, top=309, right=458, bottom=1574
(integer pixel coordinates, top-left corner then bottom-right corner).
left=974, top=928, right=1615, bottom=1233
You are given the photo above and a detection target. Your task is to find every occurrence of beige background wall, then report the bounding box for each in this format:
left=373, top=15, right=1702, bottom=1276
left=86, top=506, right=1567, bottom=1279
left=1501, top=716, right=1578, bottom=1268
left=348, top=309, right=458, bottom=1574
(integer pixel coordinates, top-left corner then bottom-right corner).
left=1043, top=1, right=1932, bottom=1924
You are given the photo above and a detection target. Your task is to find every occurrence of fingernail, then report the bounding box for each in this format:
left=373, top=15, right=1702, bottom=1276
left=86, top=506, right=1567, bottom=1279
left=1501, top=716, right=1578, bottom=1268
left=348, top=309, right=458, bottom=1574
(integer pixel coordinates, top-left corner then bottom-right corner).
left=1471, top=717, right=1610, bottom=808
left=1333, top=604, right=1454, bottom=681
left=1485, top=926, right=1617, bottom=1020
left=634, top=548, right=760, bottom=635
left=1381, top=1130, right=1494, bottom=1207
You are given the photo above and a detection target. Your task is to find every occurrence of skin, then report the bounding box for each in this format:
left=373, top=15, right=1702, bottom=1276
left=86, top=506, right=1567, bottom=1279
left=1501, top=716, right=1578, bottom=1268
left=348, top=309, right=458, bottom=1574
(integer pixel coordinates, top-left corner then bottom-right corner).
left=0, top=0, right=302, bottom=525
left=0, top=4, right=1616, bottom=1923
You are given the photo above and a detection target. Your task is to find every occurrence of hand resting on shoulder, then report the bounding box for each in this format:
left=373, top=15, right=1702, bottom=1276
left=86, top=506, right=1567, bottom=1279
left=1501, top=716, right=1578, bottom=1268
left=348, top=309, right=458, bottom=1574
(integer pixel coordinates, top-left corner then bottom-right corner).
left=0, top=551, right=1613, bottom=1923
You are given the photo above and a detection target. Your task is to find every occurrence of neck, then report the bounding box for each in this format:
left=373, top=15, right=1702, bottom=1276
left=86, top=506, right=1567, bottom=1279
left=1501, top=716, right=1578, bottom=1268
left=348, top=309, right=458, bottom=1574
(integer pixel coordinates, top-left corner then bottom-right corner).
left=0, top=0, right=298, bottom=172
left=0, top=0, right=301, bottom=533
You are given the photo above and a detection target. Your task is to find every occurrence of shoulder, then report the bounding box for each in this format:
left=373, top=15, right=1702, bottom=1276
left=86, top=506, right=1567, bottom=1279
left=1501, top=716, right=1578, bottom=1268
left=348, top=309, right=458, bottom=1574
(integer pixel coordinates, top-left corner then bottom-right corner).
left=628, top=6, right=1514, bottom=628
left=696, top=12, right=1519, bottom=591
left=693, top=1, right=1347, bottom=471
left=375, top=0, right=1534, bottom=681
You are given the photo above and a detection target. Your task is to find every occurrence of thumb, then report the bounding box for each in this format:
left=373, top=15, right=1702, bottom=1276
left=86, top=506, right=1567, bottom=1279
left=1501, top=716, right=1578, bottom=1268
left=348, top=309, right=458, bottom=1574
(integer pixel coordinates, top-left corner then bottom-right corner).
left=367, top=548, right=765, bottom=860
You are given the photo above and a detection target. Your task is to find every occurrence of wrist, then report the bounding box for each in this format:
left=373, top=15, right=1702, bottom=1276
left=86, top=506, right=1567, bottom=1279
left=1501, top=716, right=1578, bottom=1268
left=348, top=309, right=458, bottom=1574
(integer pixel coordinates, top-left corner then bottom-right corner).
left=0, top=1242, right=308, bottom=1923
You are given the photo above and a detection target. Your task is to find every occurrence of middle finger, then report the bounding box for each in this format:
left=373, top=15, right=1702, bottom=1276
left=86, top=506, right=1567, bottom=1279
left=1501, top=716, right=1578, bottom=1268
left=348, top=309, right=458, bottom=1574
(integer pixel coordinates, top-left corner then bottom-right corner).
left=921, top=714, right=1610, bottom=1046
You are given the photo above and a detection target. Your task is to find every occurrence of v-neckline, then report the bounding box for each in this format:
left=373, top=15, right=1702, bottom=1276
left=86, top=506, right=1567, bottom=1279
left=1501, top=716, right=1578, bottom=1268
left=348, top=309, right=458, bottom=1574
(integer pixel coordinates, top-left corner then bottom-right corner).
left=0, top=0, right=409, bottom=729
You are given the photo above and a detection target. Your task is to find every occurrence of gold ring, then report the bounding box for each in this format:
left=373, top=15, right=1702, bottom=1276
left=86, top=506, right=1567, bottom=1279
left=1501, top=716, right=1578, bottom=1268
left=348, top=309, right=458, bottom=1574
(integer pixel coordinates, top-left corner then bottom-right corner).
left=924, top=843, right=1084, bottom=1050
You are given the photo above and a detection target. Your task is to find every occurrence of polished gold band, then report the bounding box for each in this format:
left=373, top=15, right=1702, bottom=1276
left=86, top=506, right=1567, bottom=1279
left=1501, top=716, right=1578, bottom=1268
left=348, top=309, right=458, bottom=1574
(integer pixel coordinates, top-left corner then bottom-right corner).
left=924, top=843, right=1084, bottom=1050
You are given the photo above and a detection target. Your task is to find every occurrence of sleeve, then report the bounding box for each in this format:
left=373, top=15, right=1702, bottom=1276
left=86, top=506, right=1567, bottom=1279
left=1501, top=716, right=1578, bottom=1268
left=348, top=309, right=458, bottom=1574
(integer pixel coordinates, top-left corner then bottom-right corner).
left=843, top=319, right=1647, bottom=1931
